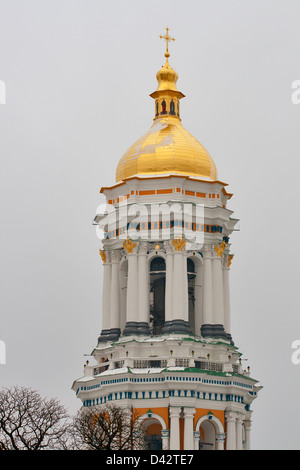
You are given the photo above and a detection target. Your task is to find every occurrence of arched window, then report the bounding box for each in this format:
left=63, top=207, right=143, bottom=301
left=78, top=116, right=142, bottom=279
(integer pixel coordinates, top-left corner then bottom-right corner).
left=143, top=420, right=162, bottom=450
left=161, top=100, right=167, bottom=115
left=177, top=101, right=180, bottom=116
left=150, top=257, right=166, bottom=272
left=150, top=257, right=166, bottom=335
left=170, top=100, right=175, bottom=115
left=199, top=420, right=217, bottom=450
left=187, top=258, right=195, bottom=273
left=156, top=101, right=159, bottom=117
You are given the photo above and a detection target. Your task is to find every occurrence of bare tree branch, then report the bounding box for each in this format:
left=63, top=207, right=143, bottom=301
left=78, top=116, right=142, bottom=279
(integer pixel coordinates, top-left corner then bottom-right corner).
left=0, top=386, right=71, bottom=450
left=70, top=403, right=145, bottom=450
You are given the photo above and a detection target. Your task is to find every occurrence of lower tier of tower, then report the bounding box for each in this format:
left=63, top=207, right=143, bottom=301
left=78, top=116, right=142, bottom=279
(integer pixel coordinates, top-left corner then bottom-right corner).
left=72, top=337, right=260, bottom=450
left=73, top=374, right=255, bottom=451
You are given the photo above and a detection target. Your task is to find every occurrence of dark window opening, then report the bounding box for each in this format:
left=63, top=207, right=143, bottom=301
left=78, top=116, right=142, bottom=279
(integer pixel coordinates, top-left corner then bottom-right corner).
left=170, top=100, right=175, bottom=115
left=161, top=100, right=167, bottom=115
left=150, top=257, right=166, bottom=335
left=150, top=257, right=166, bottom=272
left=188, top=258, right=196, bottom=335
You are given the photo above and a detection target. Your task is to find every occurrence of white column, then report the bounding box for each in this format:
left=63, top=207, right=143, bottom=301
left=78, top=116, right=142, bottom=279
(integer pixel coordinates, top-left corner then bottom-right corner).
left=193, top=431, right=200, bottom=450
left=225, top=411, right=237, bottom=450
left=223, top=264, right=231, bottom=335
left=164, top=241, right=173, bottom=324
left=126, top=251, right=138, bottom=324
left=244, top=420, right=251, bottom=450
left=183, top=408, right=195, bottom=450
left=212, top=252, right=224, bottom=326
left=169, top=407, right=181, bottom=450
left=173, top=251, right=184, bottom=321
left=101, top=253, right=111, bottom=332
left=137, top=242, right=149, bottom=325
left=216, top=433, right=226, bottom=450
left=202, top=247, right=213, bottom=325
left=161, top=429, right=170, bottom=450
left=236, top=415, right=244, bottom=450
left=172, top=250, right=188, bottom=323
left=110, top=251, right=121, bottom=331
left=183, top=255, right=189, bottom=322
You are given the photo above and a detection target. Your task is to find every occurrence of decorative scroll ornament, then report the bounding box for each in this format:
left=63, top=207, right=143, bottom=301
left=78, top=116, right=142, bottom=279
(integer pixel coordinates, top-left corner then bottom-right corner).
left=228, top=254, right=234, bottom=267
left=172, top=237, right=186, bottom=252
left=214, top=241, right=227, bottom=257
left=99, top=249, right=106, bottom=263
left=122, top=238, right=137, bottom=254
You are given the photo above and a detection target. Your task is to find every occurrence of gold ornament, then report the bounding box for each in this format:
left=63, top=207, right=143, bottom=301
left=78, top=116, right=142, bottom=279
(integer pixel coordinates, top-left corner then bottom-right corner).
left=228, top=254, right=234, bottom=267
left=214, top=241, right=227, bottom=257
left=99, top=249, right=106, bottom=263
left=122, top=238, right=136, bottom=254
left=172, top=237, right=186, bottom=252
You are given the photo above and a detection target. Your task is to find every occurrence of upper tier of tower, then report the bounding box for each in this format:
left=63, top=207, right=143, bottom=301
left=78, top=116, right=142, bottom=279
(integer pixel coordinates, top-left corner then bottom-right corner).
left=115, top=38, right=218, bottom=183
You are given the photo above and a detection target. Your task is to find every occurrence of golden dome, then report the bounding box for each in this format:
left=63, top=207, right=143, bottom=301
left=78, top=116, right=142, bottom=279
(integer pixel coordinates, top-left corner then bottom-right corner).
left=115, top=116, right=217, bottom=182
left=115, top=30, right=218, bottom=183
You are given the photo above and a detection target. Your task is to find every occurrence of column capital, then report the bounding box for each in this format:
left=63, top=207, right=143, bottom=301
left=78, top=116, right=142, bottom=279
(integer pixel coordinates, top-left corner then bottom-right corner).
left=137, top=241, right=148, bottom=255
left=202, top=245, right=213, bottom=259
left=161, top=429, right=170, bottom=438
left=164, top=239, right=174, bottom=255
left=122, top=237, right=137, bottom=254
left=243, top=419, right=252, bottom=430
left=216, top=432, right=226, bottom=442
left=169, top=407, right=181, bottom=418
left=225, top=410, right=238, bottom=421
left=99, top=249, right=111, bottom=264
left=110, top=249, right=122, bottom=263
left=214, top=241, right=227, bottom=258
left=183, top=407, right=195, bottom=418
left=236, top=412, right=245, bottom=423
left=172, top=237, right=186, bottom=252
left=223, top=253, right=234, bottom=269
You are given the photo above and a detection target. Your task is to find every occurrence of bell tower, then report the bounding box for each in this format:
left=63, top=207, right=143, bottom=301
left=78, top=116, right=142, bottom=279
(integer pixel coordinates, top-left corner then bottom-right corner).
left=72, top=29, right=261, bottom=451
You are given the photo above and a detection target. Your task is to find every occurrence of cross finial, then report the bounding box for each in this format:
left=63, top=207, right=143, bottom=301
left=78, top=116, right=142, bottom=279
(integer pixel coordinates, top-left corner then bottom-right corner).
left=159, top=27, right=175, bottom=61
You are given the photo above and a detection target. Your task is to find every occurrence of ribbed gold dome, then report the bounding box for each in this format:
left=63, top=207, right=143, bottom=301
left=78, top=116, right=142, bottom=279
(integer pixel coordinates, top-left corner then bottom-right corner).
left=115, top=33, right=217, bottom=183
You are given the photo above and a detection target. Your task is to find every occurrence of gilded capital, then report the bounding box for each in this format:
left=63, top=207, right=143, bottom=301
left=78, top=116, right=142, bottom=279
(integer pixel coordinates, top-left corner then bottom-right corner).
left=228, top=254, right=234, bottom=267
left=99, top=249, right=106, bottom=263
left=122, top=237, right=137, bottom=254
left=214, top=241, right=227, bottom=258
left=172, top=237, right=186, bottom=252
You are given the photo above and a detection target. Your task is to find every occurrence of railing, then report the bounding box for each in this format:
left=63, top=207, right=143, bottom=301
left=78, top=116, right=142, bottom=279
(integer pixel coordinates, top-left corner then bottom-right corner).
left=93, top=365, right=109, bottom=375
left=114, top=360, right=125, bottom=369
left=194, top=361, right=223, bottom=372
left=175, top=359, right=190, bottom=368
left=94, top=359, right=236, bottom=375
left=133, top=359, right=168, bottom=369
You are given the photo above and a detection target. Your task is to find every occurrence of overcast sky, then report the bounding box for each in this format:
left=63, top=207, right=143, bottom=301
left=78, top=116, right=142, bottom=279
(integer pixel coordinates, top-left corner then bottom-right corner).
left=0, top=0, right=300, bottom=450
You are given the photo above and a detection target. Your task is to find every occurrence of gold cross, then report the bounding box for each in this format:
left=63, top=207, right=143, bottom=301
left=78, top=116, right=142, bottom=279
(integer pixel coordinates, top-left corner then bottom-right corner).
left=159, top=27, right=175, bottom=59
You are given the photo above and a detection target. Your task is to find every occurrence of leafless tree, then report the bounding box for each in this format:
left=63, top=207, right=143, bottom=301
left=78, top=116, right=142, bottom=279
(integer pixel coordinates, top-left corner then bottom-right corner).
left=70, top=403, right=146, bottom=450
left=0, top=386, right=71, bottom=450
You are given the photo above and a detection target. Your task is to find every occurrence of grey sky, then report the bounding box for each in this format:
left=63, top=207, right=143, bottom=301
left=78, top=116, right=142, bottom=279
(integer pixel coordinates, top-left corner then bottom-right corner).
left=0, top=0, right=300, bottom=450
